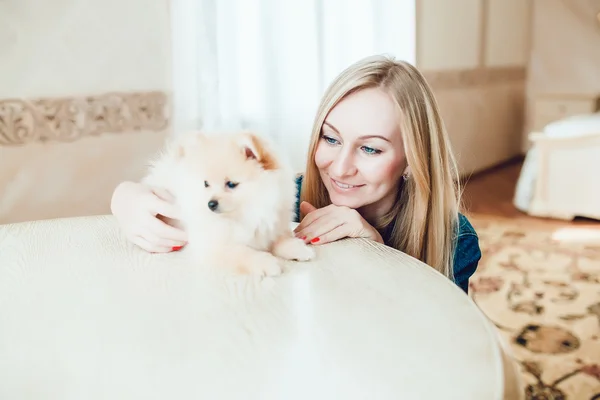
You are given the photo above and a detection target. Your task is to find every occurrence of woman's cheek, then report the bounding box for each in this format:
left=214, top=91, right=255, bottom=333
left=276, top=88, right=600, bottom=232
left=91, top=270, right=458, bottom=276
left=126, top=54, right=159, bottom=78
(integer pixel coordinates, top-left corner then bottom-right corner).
left=379, top=154, right=407, bottom=184
left=314, top=144, right=331, bottom=169
left=359, top=154, right=404, bottom=183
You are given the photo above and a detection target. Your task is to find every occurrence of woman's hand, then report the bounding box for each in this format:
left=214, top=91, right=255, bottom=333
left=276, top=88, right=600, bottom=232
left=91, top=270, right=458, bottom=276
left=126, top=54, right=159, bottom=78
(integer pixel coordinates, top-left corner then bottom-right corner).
left=293, top=201, right=383, bottom=245
left=110, top=181, right=188, bottom=253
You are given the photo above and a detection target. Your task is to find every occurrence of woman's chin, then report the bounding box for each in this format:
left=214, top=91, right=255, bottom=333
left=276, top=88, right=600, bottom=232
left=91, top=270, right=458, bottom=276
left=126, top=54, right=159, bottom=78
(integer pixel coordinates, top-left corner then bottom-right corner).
left=328, top=193, right=365, bottom=209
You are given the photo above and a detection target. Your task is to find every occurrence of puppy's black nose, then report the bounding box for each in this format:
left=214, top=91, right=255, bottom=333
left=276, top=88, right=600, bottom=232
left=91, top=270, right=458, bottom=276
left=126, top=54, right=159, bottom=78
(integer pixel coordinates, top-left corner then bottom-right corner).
left=208, top=199, right=219, bottom=211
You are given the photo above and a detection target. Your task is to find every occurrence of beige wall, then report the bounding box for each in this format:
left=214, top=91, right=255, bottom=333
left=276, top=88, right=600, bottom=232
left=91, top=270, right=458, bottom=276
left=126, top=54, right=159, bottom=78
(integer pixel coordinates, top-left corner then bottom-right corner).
left=0, top=0, right=171, bottom=98
left=0, top=0, right=171, bottom=224
left=417, top=0, right=532, bottom=176
left=524, top=0, right=600, bottom=145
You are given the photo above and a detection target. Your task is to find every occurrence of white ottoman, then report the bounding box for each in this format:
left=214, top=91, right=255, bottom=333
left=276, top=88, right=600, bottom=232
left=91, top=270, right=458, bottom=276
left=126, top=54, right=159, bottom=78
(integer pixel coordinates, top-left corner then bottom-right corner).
left=514, top=112, right=600, bottom=220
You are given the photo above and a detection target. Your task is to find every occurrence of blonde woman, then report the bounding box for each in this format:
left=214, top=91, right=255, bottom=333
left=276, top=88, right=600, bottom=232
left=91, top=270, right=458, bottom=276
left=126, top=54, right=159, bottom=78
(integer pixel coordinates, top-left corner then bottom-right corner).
left=111, top=55, right=481, bottom=294
left=291, top=55, right=480, bottom=294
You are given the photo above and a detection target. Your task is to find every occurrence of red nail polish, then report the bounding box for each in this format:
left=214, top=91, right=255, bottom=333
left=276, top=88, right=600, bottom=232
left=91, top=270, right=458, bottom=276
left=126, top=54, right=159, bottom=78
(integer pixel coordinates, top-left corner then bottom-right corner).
left=172, top=246, right=183, bottom=251
left=301, top=236, right=307, bottom=240
left=310, top=237, right=320, bottom=243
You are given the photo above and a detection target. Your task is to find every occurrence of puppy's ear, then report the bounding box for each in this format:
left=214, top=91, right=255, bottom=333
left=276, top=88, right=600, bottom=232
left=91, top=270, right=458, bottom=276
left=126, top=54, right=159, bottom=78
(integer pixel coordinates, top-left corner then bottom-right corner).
left=237, top=132, right=279, bottom=170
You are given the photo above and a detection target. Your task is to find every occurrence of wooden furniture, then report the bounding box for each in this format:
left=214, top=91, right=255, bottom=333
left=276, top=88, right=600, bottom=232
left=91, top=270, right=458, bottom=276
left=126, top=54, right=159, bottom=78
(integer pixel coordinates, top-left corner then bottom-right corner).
left=0, top=215, right=523, bottom=400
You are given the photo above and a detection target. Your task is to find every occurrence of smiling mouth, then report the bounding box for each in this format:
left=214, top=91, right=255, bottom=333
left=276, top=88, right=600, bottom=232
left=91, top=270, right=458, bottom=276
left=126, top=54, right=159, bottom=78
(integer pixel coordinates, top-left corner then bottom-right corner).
left=331, top=178, right=363, bottom=189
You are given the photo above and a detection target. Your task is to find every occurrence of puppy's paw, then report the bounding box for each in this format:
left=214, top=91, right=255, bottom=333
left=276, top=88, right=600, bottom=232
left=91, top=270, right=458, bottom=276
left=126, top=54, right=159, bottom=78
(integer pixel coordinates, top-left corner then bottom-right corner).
left=260, top=257, right=283, bottom=277
left=239, top=251, right=283, bottom=277
left=272, top=237, right=315, bottom=262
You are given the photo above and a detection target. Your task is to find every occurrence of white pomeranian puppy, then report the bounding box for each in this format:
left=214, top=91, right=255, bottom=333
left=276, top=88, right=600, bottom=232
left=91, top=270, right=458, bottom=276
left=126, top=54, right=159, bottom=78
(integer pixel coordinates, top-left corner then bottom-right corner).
left=141, top=130, right=315, bottom=277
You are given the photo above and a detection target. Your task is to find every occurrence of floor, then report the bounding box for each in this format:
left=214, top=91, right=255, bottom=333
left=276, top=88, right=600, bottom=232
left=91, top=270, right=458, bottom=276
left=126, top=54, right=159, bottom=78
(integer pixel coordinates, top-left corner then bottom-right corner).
left=464, top=158, right=600, bottom=399
left=461, top=157, right=600, bottom=228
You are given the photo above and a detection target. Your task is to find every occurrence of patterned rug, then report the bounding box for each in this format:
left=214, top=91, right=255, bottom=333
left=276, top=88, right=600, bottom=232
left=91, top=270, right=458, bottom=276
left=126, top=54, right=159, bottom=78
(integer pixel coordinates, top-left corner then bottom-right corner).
left=468, top=215, right=600, bottom=400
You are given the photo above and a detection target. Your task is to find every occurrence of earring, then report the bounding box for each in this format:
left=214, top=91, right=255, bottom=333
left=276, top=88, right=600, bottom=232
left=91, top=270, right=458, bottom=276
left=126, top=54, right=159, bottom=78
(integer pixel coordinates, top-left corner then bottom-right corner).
left=402, top=172, right=409, bottom=181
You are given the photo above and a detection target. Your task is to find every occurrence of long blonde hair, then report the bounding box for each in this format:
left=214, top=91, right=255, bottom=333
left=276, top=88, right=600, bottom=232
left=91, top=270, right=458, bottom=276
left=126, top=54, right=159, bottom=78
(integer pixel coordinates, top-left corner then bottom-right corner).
left=301, top=55, right=461, bottom=280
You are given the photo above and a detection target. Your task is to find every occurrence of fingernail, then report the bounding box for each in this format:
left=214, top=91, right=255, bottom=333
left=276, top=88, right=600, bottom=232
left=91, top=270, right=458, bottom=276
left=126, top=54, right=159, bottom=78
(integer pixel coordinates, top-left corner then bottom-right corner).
left=310, top=237, right=320, bottom=243
left=301, top=236, right=307, bottom=240
left=172, top=246, right=183, bottom=251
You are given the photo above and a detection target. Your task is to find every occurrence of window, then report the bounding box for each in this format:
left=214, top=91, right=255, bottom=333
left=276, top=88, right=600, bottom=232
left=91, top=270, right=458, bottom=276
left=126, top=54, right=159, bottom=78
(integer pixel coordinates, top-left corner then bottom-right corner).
left=170, top=0, right=416, bottom=171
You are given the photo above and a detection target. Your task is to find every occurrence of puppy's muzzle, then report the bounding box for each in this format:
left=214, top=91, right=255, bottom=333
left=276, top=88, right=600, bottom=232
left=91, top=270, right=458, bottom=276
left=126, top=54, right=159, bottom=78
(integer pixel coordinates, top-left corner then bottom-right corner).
left=208, top=199, right=219, bottom=212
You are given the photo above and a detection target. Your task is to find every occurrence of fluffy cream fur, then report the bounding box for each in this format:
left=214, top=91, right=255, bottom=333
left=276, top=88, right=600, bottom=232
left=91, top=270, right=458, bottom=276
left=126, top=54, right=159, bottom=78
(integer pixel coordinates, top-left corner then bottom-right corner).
left=143, top=130, right=314, bottom=276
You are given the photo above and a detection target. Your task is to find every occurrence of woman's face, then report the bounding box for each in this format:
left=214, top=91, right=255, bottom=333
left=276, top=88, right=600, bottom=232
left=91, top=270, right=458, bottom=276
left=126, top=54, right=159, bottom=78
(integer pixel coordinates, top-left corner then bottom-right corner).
left=314, top=87, right=408, bottom=218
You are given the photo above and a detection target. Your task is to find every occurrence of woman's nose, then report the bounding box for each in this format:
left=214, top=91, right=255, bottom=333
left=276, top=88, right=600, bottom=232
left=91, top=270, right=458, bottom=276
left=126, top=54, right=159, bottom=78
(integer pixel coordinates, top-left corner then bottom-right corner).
left=331, top=150, right=356, bottom=177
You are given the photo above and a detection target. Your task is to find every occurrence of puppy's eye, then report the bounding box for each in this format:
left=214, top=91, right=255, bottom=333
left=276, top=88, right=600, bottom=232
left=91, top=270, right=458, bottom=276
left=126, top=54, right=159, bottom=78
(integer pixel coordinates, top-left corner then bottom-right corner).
left=226, top=181, right=238, bottom=189
left=204, top=180, right=209, bottom=188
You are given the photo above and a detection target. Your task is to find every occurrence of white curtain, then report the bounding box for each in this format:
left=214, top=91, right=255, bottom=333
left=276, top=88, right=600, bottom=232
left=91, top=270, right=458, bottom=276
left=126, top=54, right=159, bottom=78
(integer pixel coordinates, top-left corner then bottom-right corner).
left=170, top=0, right=415, bottom=172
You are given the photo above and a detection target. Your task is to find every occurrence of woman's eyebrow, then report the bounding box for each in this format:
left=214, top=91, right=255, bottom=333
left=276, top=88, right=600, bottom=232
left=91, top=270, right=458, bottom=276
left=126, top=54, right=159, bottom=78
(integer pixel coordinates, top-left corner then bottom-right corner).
left=323, top=121, right=340, bottom=133
left=323, top=121, right=391, bottom=143
left=358, top=134, right=391, bottom=143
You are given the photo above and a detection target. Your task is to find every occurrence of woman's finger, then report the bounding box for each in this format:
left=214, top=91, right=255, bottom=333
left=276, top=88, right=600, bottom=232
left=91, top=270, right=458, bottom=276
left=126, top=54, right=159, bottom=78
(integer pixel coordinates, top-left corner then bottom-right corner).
left=299, top=201, right=317, bottom=216
left=309, top=223, right=355, bottom=245
left=146, top=217, right=188, bottom=243
left=148, top=195, right=182, bottom=221
left=152, top=200, right=182, bottom=221
left=296, top=213, right=344, bottom=243
left=131, top=235, right=173, bottom=253
left=294, top=204, right=336, bottom=233
left=144, top=231, right=187, bottom=250
left=151, top=187, right=176, bottom=203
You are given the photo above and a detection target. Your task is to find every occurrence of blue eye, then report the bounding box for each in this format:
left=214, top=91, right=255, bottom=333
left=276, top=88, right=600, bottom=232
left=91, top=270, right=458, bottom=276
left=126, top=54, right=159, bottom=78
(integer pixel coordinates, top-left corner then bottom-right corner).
left=226, top=181, right=238, bottom=189
left=321, top=134, right=340, bottom=145
left=361, top=146, right=382, bottom=155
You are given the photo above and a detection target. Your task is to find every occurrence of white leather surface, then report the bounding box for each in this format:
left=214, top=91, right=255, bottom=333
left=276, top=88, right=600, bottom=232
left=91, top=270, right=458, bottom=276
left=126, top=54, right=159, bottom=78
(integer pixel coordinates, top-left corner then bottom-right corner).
left=543, top=112, right=600, bottom=138
left=0, top=215, right=506, bottom=399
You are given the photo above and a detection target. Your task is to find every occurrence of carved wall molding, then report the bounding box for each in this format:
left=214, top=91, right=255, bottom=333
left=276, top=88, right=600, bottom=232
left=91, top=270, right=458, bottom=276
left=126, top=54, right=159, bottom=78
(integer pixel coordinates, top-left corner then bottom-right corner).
left=423, top=66, right=526, bottom=90
left=0, top=91, right=170, bottom=146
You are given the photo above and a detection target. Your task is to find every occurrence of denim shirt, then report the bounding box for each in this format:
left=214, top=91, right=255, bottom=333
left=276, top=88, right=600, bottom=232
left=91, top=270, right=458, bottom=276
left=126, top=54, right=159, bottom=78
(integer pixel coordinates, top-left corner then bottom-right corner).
left=293, top=174, right=481, bottom=294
